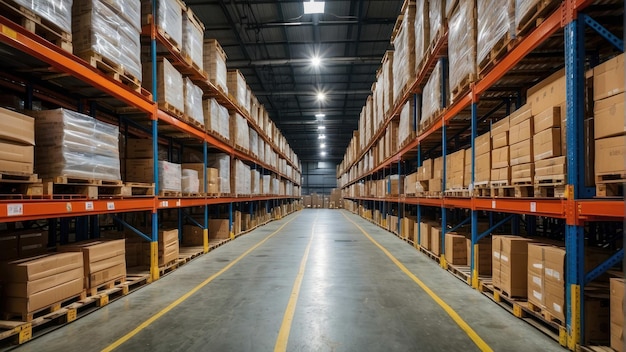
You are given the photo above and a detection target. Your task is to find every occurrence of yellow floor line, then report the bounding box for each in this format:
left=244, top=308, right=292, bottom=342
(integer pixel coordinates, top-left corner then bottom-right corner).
left=341, top=212, right=494, bottom=352
left=274, top=211, right=318, bottom=352
left=101, top=214, right=300, bottom=352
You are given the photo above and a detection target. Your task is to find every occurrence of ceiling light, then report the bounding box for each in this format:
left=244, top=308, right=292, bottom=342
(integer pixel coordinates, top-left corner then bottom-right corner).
left=320, top=143, right=326, bottom=148
left=317, top=125, right=325, bottom=130
left=315, top=113, right=325, bottom=118
left=316, top=92, right=326, bottom=101
left=303, top=0, right=325, bottom=14
left=318, top=134, right=326, bottom=139
left=320, top=151, right=327, bottom=157
left=311, top=56, right=322, bottom=67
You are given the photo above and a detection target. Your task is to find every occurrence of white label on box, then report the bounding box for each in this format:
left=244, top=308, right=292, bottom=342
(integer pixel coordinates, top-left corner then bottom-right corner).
left=553, top=303, right=562, bottom=313
left=553, top=271, right=561, bottom=281
left=493, top=251, right=501, bottom=259
left=492, top=200, right=496, bottom=209
left=532, top=263, right=543, bottom=269
left=533, top=291, right=542, bottom=300
left=532, top=276, right=542, bottom=286
left=501, top=254, right=509, bottom=262
left=107, top=202, right=115, bottom=210
left=85, top=202, right=94, bottom=211
left=7, top=204, right=23, bottom=216
left=530, top=202, right=537, bottom=213
left=546, top=268, right=554, bottom=277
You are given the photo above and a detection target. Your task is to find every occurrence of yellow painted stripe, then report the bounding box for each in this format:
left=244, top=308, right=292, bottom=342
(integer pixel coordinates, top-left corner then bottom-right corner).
left=341, top=212, right=494, bottom=352
left=101, top=214, right=300, bottom=352
left=274, top=211, right=318, bottom=352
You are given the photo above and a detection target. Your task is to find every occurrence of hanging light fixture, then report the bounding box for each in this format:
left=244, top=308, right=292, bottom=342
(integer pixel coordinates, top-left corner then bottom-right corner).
left=303, top=0, right=325, bottom=14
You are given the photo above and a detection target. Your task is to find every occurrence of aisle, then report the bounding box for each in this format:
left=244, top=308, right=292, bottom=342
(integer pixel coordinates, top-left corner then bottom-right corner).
left=14, top=209, right=563, bottom=352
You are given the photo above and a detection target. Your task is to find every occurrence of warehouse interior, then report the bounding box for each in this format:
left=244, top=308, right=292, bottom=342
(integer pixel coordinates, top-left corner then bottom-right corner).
left=0, top=0, right=623, bottom=351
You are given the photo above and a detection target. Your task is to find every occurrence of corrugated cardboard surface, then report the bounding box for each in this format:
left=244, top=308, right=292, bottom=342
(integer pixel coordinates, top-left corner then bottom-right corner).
left=428, top=178, right=442, bottom=192
left=445, top=233, right=467, bottom=265
left=490, top=116, right=510, bottom=136
left=0, top=107, right=35, bottom=145
left=492, top=131, right=509, bottom=149
left=475, top=132, right=491, bottom=156
left=492, top=235, right=532, bottom=297
left=509, top=118, right=533, bottom=145
left=431, top=227, right=442, bottom=255
left=4, top=277, right=84, bottom=314
left=208, top=219, right=230, bottom=239
left=533, top=128, right=561, bottom=161
left=475, top=152, right=491, bottom=183
left=419, top=222, right=431, bottom=249
left=4, top=267, right=83, bottom=298
left=1, top=252, right=83, bottom=282
left=595, top=135, right=626, bottom=175
left=89, top=262, right=126, bottom=288
left=491, top=146, right=509, bottom=169
left=0, top=142, right=33, bottom=163
left=594, top=92, right=625, bottom=140
left=511, top=163, right=534, bottom=182
left=527, top=68, right=565, bottom=116
left=509, top=139, right=533, bottom=166
left=0, top=159, right=33, bottom=174
left=610, top=278, right=624, bottom=352
left=593, top=53, right=624, bottom=101
left=508, top=103, right=532, bottom=127
left=433, top=157, right=444, bottom=179
left=527, top=243, right=565, bottom=321
left=535, top=156, right=566, bottom=178
left=490, top=167, right=510, bottom=183
left=533, top=106, right=561, bottom=133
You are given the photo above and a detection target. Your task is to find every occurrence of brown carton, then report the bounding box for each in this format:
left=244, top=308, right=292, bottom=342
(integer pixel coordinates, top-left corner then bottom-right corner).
left=492, top=131, right=509, bottom=149
left=431, top=227, right=442, bottom=255
left=534, top=156, right=566, bottom=179
left=209, top=219, right=230, bottom=239
left=527, top=69, right=566, bottom=116
left=419, top=222, right=431, bottom=249
left=490, top=167, right=510, bottom=183
left=491, top=146, right=509, bottom=169
left=509, top=118, right=533, bottom=145
left=3, top=267, right=84, bottom=298
left=433, top=157, right=444, bottom=179
left=509, top=139, right=533, bottom=166
left=492, top=235, right=532, bottom=297
left=419, top=158, right=433, bottom=180
left=1, top=253, right=83, bottom=282
left=508, top=104, right=532, bottom=127
left=511, top=163, right=534, bottom=183
left=387, top=175, right=405, bottom=196
left=595, top=136, right=626, bottom=175
left=3, top=277, right=84, bottom=315
left=404, top=172, right=418, bottom=194
left=445, top=233, right=467, bottom=265
left=533, top=107, right=561, bottom=133
left=464, top=148, right=472, bottom=188
left=466, top=237, right=492, bottom=275
left=475, top=152, right=491, bottom=184
left=0, top=108, right=35, bottom=145
left=611, top=278, right=624, bottom=351
left=594, top=92, right=625, bottom=139
left=428, top=178, right=442, bottom=193
left=491, top=116, right=510, bottom=136
left=475, top=132, right=491, bottom=156
left=183, top=225, right=205, bottom=246
left=401, top=218, right=415, bottom=241
left=0, top=142, right=33, bottom=164
left=594, top=53, right=625, bottom=101
left=533, top=128, right=561, bottom=161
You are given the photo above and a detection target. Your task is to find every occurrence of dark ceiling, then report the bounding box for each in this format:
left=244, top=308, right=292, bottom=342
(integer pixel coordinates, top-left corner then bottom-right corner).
left=186, top=0, right=404, bottom=163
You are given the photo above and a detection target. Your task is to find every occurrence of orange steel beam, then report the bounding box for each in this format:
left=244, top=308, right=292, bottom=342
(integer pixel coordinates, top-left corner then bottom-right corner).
left=473, top=198, right=566, bottom=218
left=577, top=200, right=625, bottom=221
left=0, top=17, right=154, bottom=114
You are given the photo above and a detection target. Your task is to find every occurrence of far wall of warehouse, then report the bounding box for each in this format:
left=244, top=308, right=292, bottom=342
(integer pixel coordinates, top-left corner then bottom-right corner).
left=301, top=162, right=338, bottom=195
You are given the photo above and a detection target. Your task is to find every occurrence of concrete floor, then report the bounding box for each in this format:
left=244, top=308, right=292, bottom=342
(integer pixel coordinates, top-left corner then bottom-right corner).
left=14, top=209, right=564, bottom=352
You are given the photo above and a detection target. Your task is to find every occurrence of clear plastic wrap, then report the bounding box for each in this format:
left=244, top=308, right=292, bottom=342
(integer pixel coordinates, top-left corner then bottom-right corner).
left=421, top=60, right=443, bottom=126
left=184, top=78, right=203, bottom=126
left=231, top=159, right=251, bottom=195
left=207, top=153, right=230, bottom=194
left=182, top=10, right=203, bottom=71
left=392, top=2, right=416, bottom=104
left=32, top=108, right=121, bottom=181
left=230, top=113, right=250, bottom=150
left=515, top=0, right=552, bottom=31
left=262, top=174, right=270, bottom=194
left=203, top=39, right=228, bottom=94
left=249, top=128, right=258, bottom=157
left=272, top=178, right=279, bottom=195
left=398, top=100, right=414, bottom=146
left=251, top=170, right=260, bottom=194
left=159, top=160, right=181, bottom=192
left=414, top=0, right=429, bottom=75
left=142, top=57, right=184, bottom=113
left=448, top=0, right=476, bottom=99
left=258, top=139, right=264, bottom=163
left=429, top=0, right=444, bottom=43
left=142, top=0, right=183, bottom=48
left=15, top=0, right=73, bottom=33
left=381, top=51, right=394, bottom=117
left=181, top=168, right=199, bottom=193
left=227, top=70, right=248, bottom=112
left=203, top=98, right=230, bottom=140
left=477, top=0, right=514, bottom=66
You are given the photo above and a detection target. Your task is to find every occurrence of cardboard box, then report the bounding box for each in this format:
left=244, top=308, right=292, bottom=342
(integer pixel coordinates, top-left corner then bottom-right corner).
left=610, top=278, right=624, bottom=351
left=401, top=218, right=415, bottom=241
left=430, top=227, right=442, bottom=255
left=595, top=135, right=626, bottom=175
left=527, top=244, right=566, bottom=321
left=492, top=235, right=532, bottom=297
left=511, top=163, right=534, bottom=183
left=0, top=159, right=34, bottom=174
left=183, top=225, right=205, bottom=246
left=428, top=178, right=442, bottom=193
left=0, top=108, right=35, bottom=145
left=509, top=118, right=533, bottom=145
left=594, top=92, right=625, bottom=139
left=464, top=148, right=471, bottom=188
left=585, top=295, right=611, bottom=345
left=419, top=222, right=431, bottom=249
left=533, top=106, right=561, bottom=133
left=433, top=157, right=444, bottom=179
left=475, top=152, right=491, bottom=184
left=59, top=239, right=126, bottom=288
left=490, top=167, right=510, bottom=183
left=387, top=175, right=405, bottom=196
left=533, top=128, right=561, bottom=161
left=491, top=116, right=510, bottom=136
left=466, top=237, right=492, bottom=275
left=535, top=156, right=566, bottom=179
left=419, top=158, right=433, bottom=180
left=1, top=253, right=83, bottom=283
left=508, top=104, right=532, bottom=127
left=475, top=132, right=491, bottom=156
left=491, top=146, right=509, bottom=169
left=404, top=172, right=418, bottom=194
left=527, top=69, right=566, bottom=116
left=126, top=139, right=154, bottom=159
left=3, top=277, right=84, bottom=315
left=209, top=219, right=230, bottom=239
left=509, top=139, right=533, bottom=166
left=0, top=142, right=33, bottom=164
left=492, top=131, right=509, bottom=149
left=594, top=53, right=624, bottom=101
left=445, top=233, right=467, bottom=265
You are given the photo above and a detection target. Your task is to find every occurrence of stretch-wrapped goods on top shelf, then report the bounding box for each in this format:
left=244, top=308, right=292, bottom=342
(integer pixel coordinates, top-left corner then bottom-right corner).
left=414, top=0, right=430, bottom=73
left=448, top=0, right=477, bottom=102
left=203, top=98, right=229, bottom=140
left=73, top=0, right=143, bottom=81
left=227, top=70, right=248, bottom=113
left=141, top=0, right=183, bottom=49
left=31, top=108, right=121, bottom=181
left=14, top=0, right=73, bottom=33
left=230, top=113, right=250, bottom=151
left=182, top=7, right=204, bottom=71
left=204, top=39, right=228, bottom=94
left=429, top=0, right=445, bottom=43
left=477, top=0, right=514, bottom=67
left=421, top=59, right=447, bottom=127
left=143, top=57, right=184, bottom=114
left=392, top=1, right=416, bottom=105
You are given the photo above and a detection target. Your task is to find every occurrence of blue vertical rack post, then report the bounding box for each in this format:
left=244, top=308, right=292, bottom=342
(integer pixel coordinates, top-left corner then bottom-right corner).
left=416, top=143, right=422, bottom=248
left=470, top=101, right=479, bottom=288
left=203, top=140, right=209, bottom=253
left=149, top=0, right=160, bottom=282
left=439, top=57, right=448, bottom=268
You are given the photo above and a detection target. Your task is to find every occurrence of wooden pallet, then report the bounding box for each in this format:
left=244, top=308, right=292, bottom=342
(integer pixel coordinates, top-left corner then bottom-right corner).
left=182, top=192, right=203, bottom=198
left=478, top=33, right=516, bottom=78
left=516, top=0, right=560, bottom=37
left=159, top=101, right=184, bottom=119
left=447, top=263, right=471, bottom=285
left=159, top=190, right=182, bottom=197
left=2, top=290, right=87, bottom=322
left=579, top=346, right=616, bottom=352
left=0, top=172, right=43, bottom=198
left=87, top=276, right=126, bottom=297
left=491, top=185, right=515, bottom=198
left=0, top=0, right=72, bottom=52
left=534, top=183, right=566, bottom=198
left=419, top=246, right=441, bottom=263
left=206, top=192, right=222, bottom=198
left=526, top=301, right=565, bottom=326
left=120, top=182, right=155, bottom=197
left=43, top=177, right=124, bottom=200
left=76, top=50, right=142, bottom=93
left=596, top=182, right=624, bottom=197
left=181, top=114, right=205, bottom=130
left=450, top=73, right=477, bottom=103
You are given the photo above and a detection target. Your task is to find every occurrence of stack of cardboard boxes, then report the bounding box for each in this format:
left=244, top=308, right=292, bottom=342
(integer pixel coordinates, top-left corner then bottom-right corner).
left=490, top=117, right=510, bottom=186
left=527, top=243, right=566, bottom=323
left=610, top=278, right=624, bottom=351
left=474, top=133, right=491, bottom=186
left=445, top=149, right=466, bottom=191
left=0, top=108, right=35, bottom=176
left=492, top=235, right=532, bottom=298
left=509, top=104, right=534, bottom=184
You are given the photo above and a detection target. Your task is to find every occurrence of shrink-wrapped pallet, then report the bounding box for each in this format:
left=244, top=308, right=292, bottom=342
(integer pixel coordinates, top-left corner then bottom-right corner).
left=414, top=0, right=430, bottom=72
left=143, top=57, right=184, bottom=114
left=398, top=100, right=415, bottom=147
left=251, top=169, right=260, bottom=195
left=182, top=7, right=203, bottom=70
left=429, top=0, right=445, bottom=43
left=515, top=0, right=559, bottom=33
left=184, top=78, right=203, bottom=126
left=392, top=1, right=416, bottom=105
left=230, top=113, right=250, bottom=151
left=203, top=98, right=229, bottom=140
left=448, top=0, right=477, bottom=102
left=207, top=153, right=230, bottom=194
left=421, top=60, right=447, bottom=128
left=231, top=159, right=251, bottom=195
left=141, top=0, right=183, bottom=49
left=73, top=0, right=142, bottom=81
left=32, top=108, right=120, bottom=181
left=477, top=0, right=514, bottom=69
left=262, top=174, right=271, bottom=194
left=182, top=168, right=199, bottom=193
left=249, top=128, right=259, bottom=157
left=158, top=160, right=181, bottom=192
left=227, top=70, right=248, bottom=113
left=14, top=0, right=73, bottom=33
left=203, top=39, right=228, bottom=93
